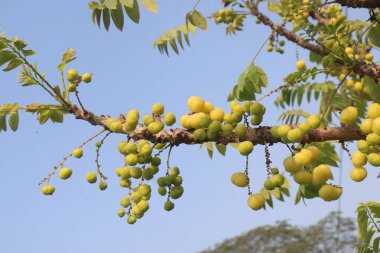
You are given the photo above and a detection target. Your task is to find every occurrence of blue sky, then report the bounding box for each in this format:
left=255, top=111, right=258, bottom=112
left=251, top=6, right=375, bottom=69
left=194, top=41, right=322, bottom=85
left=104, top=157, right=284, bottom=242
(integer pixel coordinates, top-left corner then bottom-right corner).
left=0, top=1, right=377, bottom=253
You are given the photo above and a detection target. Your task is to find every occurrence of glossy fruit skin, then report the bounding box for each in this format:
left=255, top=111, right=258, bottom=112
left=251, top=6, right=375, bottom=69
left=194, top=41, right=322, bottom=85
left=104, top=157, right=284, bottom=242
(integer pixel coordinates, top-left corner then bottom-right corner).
left=366, top=133, right=380, bottom=145
left=283, top=156, right=303, bottom=173
left=164, top=200, right=175, bottom=211
left=296, top=60, right=306, bottom=71
left=59, top=167, right=73, bottom=180
left=351, top=151, right=367, bottom=167
left=127, top=215, right=137, bottom=224
left=350, top=167, right=367, bottom=182
left=319, top=184, right=341, bottom=201
left=152, top=103, right=165, bottom=115
left=210, top=108, right=224, bottom=121
left=164, top=112, right=176, bottom=126
left=312, top=164, right=332, bottom=185
left=238, top=141, right=254, bottom=156
left=66, top=69, right=79, bottom=82
left=368, top=153, right=380, bottom=167
left=120, top=197, right=131, bottom=208
left=368, top=103, right=380, bottom=119
left=231, top=172, right=249, bottom=187
left=287, top=128, right=303, bottom=142
left=340, top=106, right=358, bottom=125
left=277, top=125, right=291, bottom=138
left=187, top=96, right=205, bottom=113
left=86, top=172, right=97, bottom=184
left=293, top=170, right=313, bottom=185
left=41, top=185, right=55, bottom=195
left=99, top=181, right=107, bottom=191
left=372, top=117, right=380, bottom=135
left=307, top=115, right=321, bottom=129
left=264, top=179, right=275, bottom=190
left=67, top=83, right=76, bottom=92
left=360, top=119, right=373, bottom=134
left=81, top=73, right=92, bottom=83
left=72, top=148, right=83, bottom=158
left=247, top=194, right=265, bottom=211
left=272, top=174, right=285, bottom=187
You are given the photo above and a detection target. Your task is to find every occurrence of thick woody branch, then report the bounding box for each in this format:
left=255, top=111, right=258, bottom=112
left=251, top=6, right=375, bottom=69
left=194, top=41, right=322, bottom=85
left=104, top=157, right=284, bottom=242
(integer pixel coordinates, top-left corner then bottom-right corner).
left=70, top=105, right=366, bottom=145
left=335, top=0, right=380, bottom=8
left=249, top=7, right=380, bottom=81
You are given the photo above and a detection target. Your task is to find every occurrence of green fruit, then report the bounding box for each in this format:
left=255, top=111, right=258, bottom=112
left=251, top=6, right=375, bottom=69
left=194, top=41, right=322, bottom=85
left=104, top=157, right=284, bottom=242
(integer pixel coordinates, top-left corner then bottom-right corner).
left=171, top=167, right=180, bottom=176
left=307, top=115, right=321, bottom=129
left=312, top=164, right=332, bottom=185
left=67, top=69, right=79, bottom=82
left=319, top=184, right=341, bottom=201
left=117, top=141, right=127, bottom=154
left=200, top=115, right=212, bottom=128
left=243, top=101, right=253, bottom=112
left=120, top=179, right=131, bottom=187
left=366, top=133, right=380, bottom=145
left=272, top=174, right=285, bottom=187
left=157, top=177, right=166, bottom=187
left=207, top=129, right=218, bottom=140
left=271, top=168, right=279, bottom=175
left=340, top=106, right=358, bottom=125
left=247, top=194, right=265, bottom=211
left=140, top=144, right=153, bottom=156
left=264, top=179, right=275, bottom=190
left=221, top=124, right=234, bottom=137
left=143, top=115, right=154, bottom=126
left=148, top=121, right=164, bottom=134
left=110, top=120, right=123, bottom=133
left=271, top=126, right=280, bottom=138
left=125, top=142, right=138, bottom=154
left=125, top=154, right=138, bottom=166
left=137, top=200, right=149, bottom=212
left=67, top=83, right=76, bottom=92
left=95, top=142, right=102, bottom=148
left=194, top=129, right=207, bottom=141
left=173, top=176, right=183, bottom=186
left=164, top=200, right=175, bottom=211
left=131, top=191, right=142, bottom=202
left=357, top=140, right=370, bottom=153
left=127, top=109, right=139, bottom=119
left=170, top=186, right=184, bottom=199
left=368, top=103, right=380, bottom=119
left=164, top=112, right=176, bottom=126
left=209, top=121, right=222, bottom=132
left=287, top=128, right=303, bottom=142
left=59, top=167, right=73, bottom=180
left=81, top=73, right=92, bottom=83
left=158, top=187, right=167, bottom=196
left=139, top=184, right=151, bottom=196
left=151, top=157, right=161, bottom=166
left=351, top=151, right=367, bottom=167
left=360, top=118, right=373, bottom=134
left=283, top=156, right=303, bottom=173
left=277, top=125, right=291, bottom=138
left=165, top=175, right=176, bottom=185
left=117, top=209, right=125, bottom=217
left=130, top=167, right=142, bottom=179
left=41, top=185, right=55, bottom=195
left=152, top=103, right=164, bottom=115
left=238, top=141, right=254, bottom=156
left=299, top=122, right=311, bottom=134
left=293, top=170, right=313, bottom=185
left=72, top=148, right=83, bottom=158
left=368, top=153, right=380, bottom=167
left=86, top=172, right=97, bottom=184
left=235, top=124, right=247, bottom=138
left=250, top=102, right=266, bottom=115
left=250, top=115, right=263, bottom=125
left=231, top=172, right=249, bottom=187
left=127, top=215, right=137, bottom=224
left=142, top=168, right=154, bottom=180
left=99, top=181, right=107, bottom=191
left=120, top=197, right=131, bottom=208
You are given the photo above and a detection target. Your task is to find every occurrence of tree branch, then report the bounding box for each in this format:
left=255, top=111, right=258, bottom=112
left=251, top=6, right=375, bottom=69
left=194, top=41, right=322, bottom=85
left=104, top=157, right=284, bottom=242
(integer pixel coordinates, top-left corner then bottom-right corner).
left=70, top=105, right=365, bottom=145
left=335, top=0, right=380, bottom=8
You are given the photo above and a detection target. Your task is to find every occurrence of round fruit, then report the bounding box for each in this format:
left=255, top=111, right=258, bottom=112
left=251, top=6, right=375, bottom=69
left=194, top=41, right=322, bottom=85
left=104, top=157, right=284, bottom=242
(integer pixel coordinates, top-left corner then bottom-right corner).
left=187, top=96, right=205, bottom=113
left=307, top=115, right=321, bottom=129
left=372, top=117, right=380, bottom=135
left=368, top=103, right=380, bottom=119
left=235, top=124, right=247, bottom=138
left=210, top=108, right=224, bottom=121
left=350, top=167, right=367, bottom=182
left=164, top=200, right=175, bottom=211
left=164, top=112, right=176, bottom=126
left=340, top=106, right=358, bottom=125
left=120, top=197, right=131, bottom=208
left=351, top=151, right=367, bottom=167
left=250, top=115, right=263, bottom=125
left=110, top=120, right=123, bottom=133
left=41, top=185, right=55, bottom=195
left=299, top=122, right=311, bottom=134
left=247, top=194, right=265, bottom=211
left=360, top=119, right=373, bottom=134
left=271, top=126, right=280, bottom=138
left=221, top=124, right=234, bottom=137
left=148, top=121, right=164, bottom=134
left=117, top=209, right=125, bottom=218
left=66, top=69, right=79, bottom=82
left=139, top=184, right=151, bottom=196
left=357, top=140, right=370, bottom=153
left=130, top=167, right=142, bottom=179
left=193, top=129, right=207, bottom=141
left=86, top=172, right=97, bottom=184
left=99, top=181, right=107, bottom=191
left=319, top=184, right=340, bottom=201
left=81, top=73, right=92, bottom=83
left=296, top=60, right=307, bottom=71
left=294, top=149, right=314, bottom=166
left=368, top=153, right=380, bottom=166
left=59, top=167, right=73, bottom=180
left=131, top=191, right=142, bottom=202
left=203, top=102, right=214, bottom=113
left=140, top=144, right=152, bottom=156
left=264, top=179, right=275, bottom=190
left=272, top=174, right=285, bottom=187
left=231, top=172, right=249, bottom=187
left=293, top=170, right=313, bottom=185
left=125, top=154, right=138, bottom=166
left=67, top=83, right=76, bottom=92
left=158, top=187, right=167, bottom=196
left=271, top=168, right=279, bottom=175
left=190, top=113, right=206, bottom=129
left=366, top=133, right=380, bottom=145
left=72, top=148, right=83, bottom=158
left=127, top=215, right=137, bottom=224
left=143, top=115, right=154, bottom=126
left=170, top=186, right=184, bottom=199
left=287, top=128, right=303, bottom=142
left=238, top=141, right=254, bottom=156
left=171, top=167, right=180, bottom=176
left=312, top=164, right=332, bottom=185
left=277, top=125, right=291, bottom=138
left=152, top=103, right=164, bottom=115
left=283, top=156, right=303, bottom=173
left=250, top=102, right=266, bottom=115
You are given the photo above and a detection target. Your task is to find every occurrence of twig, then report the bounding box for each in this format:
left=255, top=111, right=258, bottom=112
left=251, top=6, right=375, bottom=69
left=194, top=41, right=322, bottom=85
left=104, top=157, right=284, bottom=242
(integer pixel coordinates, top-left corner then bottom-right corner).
left=95, top=131, right=112, bottom=180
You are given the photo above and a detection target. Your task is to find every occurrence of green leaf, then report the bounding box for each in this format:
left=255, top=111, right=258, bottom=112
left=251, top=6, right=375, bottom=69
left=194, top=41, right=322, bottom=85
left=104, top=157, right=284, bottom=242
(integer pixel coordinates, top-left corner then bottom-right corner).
left=140, top=0, right=158, bottom=13
left=21, top=49, right=36, bottom=57
left=8, top=111, right=19, bottom=131
left=120, top=0, right=134, bottom=8
left=0, top=50, right=17, bottom=67
left=104, top=0, right=117, bottom=9
left=58, top=48, right=77, bottom=72
left=368, top=24, right=380, bottom=48
left=363, top=76, right=380, bottom=103
left=313, top=142, right=340, bottom=167
left=3, top=58, right=23, bottom=72
left=357, top=205, right=369, bottom=243
left=111, top=2, right=124, bottom=31
left=267, top=1, right=282, bottom=14
left=374, top=237, right=380, bottom=253
left=270, top=188, right=284, bottom=201
left=190, top=10, right=207, bottom=30
left=215, top=144, right=226, bottom=156
left=206, top=142, right=213, bottom=159
left=103, top=8, right=111, bottom=31
left=124, top=0, right=139, bottom=24
left=0, top=113, right=6, bottom=132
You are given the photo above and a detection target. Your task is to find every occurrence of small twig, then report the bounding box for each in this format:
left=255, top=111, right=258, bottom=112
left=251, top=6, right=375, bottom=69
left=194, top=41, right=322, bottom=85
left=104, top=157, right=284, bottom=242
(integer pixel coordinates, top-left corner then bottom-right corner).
left=264, top=143, right=272, bottom=179
left=38, top=128, right=107, bottom=185
left=340, top=141, right=352, bottom=159
left=285, top=143, right=295, bottom=156
left=166, top=145, right=174, bottom=175
left=245, top=155, right=252, bottom=195
left=95, top=131, right=112, bottom=181
left=75, top=90, right=86, bottom=112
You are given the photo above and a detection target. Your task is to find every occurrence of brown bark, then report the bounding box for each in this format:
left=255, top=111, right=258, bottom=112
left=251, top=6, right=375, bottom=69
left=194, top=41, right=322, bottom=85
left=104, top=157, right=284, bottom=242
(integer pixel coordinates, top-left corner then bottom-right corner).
left=70, top=105, right=366, bottom=145
left=335, top=0, right=380, bottom=8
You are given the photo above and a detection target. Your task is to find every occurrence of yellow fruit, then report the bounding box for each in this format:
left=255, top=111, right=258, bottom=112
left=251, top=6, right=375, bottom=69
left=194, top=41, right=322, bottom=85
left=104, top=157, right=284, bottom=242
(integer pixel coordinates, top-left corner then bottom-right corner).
left=127, top=215, right=137, bottom=224
left=66, top=69, right=79, bottom=82
left=319, top=184, right=341, bottom=201
left=360, top=118, right=373, bottom=134
left=187, top=96, right=205, bottom=113
left=120, top=197, right=131, bottom=208
left=366, top=133, right=380, bottom=145
left=287, top=128, right=303, bottom=142
left=357, top=140, right=370, bottom=153
left=294, top=149, right=314, bottom=165
left=203, top=102, right=214, bottom=113
left=117, top=209, right=126, bottom=217
left=238, top=141, right=254, bottom=156
left=340, top=106, right=358, bottom=125
left=307, top=115, right=321, bottom=129
left=152, top=103, right=164, bottom=115
left=99, top=181, right=107, bottom=190
left=210, top=108, right=224, bottom=121
left=354, top=82, right=363, bottom=92
left=59, top=167, right=73, bottom=180
left=72, top=148, right=83, bottom=158
left=372, top=117, right=380, bottom=135
left=351, top=151, right=367, bottom=167
left=272, top=174, right=285, bottom=187
left=283, top=156, right=303, bottom=173
left=81, top=73, right=92, bottom=83
left=110, top=120, right=123, bottom=133
left=368, top=103, right=380, bottom=119
left=194, top=129, right=207, bottom=141
left=368, top=153, right=380, bottom=167
left=190, top=113, right=206, bottom=129
left=345, top=79, right=354, bottom=88
left=312, top=164, right=333, bottom=185
left=293, top=170, right=313, bottom=185
left=147, top=121, right=164, bottom=134
left=247, top=194, right=265, bottom=211
left=250, top=102, right=266, bottom=115
left=350, top=167, right=367, bottom=182
left=127, top=109, right=139, bottom=119
left=180, top=115, right=192, bottom=129
left=296, top=60, right=307, bottom=71
left=231, top=172, right=249, bottom=187
left=125, top=154, right=138, bottom=166
left=277, top=125, right=291, bottom=138
left=41, top=185, right=55, bottom=195
left=307, top=146, right=320, bottom=162
left=299, top=122, right=311, bottom=134
left=235, top=124, right=247, bottom=138
left=344, top=47, right=354, bottom=55
left=86, top=172, right=97, bottom=183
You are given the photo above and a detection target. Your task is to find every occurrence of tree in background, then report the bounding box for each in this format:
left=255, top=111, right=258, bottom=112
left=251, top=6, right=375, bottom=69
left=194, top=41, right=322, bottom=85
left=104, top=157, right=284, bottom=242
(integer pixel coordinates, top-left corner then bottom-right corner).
left=1, top=0, right=380, bottom=251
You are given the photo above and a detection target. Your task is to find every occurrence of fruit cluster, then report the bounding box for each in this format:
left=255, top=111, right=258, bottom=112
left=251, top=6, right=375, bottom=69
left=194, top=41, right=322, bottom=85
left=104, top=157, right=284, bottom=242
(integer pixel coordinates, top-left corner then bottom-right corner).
left=66, top=68, right=92, bottom=92
left=214, top=8, right=236, bottom=24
